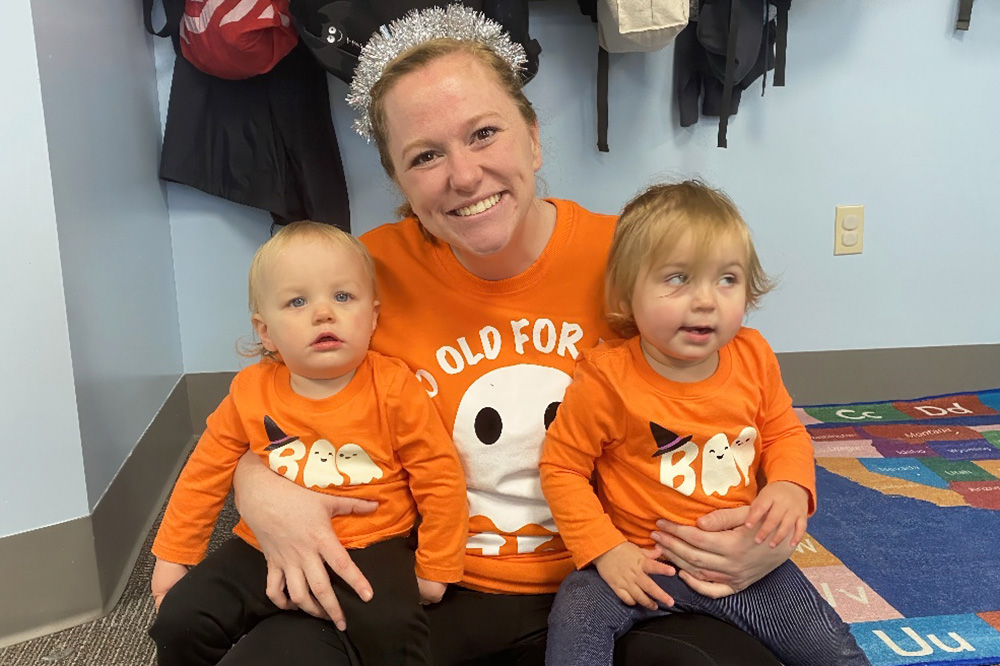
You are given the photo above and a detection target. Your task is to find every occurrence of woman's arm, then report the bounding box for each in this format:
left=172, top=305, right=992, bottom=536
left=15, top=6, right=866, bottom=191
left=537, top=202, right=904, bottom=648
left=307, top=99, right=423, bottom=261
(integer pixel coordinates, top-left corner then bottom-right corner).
left=650, top=506, right=794, bottom=598
left=233, top=452, right=378, bottom=630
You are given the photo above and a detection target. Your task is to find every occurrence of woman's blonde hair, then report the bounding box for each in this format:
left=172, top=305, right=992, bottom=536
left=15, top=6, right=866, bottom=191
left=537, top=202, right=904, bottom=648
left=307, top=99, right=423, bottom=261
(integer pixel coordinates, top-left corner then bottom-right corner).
left=241, top=221, right=376, bottom=360
left=368, top=38, right=538, bottom=226
left=604, top=181, right=774, bottom=338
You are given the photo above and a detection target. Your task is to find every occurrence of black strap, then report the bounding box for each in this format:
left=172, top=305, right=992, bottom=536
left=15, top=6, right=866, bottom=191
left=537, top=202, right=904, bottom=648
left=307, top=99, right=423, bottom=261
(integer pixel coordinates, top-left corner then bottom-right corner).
left=773, top=0, right=790, bottom=86
left=956, top=0, right=974, bottom=30
left=143, top=0, right=171, bottom=37
left=718, top=0, right=740, bottom=149
left=597, top=46, right=610, bottom=152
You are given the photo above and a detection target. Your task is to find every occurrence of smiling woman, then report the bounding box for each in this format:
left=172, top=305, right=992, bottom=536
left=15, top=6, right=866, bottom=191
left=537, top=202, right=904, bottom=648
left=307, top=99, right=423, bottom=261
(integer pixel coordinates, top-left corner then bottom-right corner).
left=377, top=43, right=553, bottom=280
left=229, top=6, right=790, bottom=666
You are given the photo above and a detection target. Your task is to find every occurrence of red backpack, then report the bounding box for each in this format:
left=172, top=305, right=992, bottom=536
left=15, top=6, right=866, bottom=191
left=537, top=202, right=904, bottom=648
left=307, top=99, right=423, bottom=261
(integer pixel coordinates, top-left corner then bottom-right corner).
left=179, top=0, right=298, bottom=79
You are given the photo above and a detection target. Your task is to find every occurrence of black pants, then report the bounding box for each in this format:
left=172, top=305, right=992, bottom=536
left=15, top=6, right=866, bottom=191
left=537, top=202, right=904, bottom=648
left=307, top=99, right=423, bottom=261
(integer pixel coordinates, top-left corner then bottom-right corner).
left=149, top=537, right=429, bottom=665
left=425, top=585, right=782, bottom=666
left=160, top=551, right=782, bottom=666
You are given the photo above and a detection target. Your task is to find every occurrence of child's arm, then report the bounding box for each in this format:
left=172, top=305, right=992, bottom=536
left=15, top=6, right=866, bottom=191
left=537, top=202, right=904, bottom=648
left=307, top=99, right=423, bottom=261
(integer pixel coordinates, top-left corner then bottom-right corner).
left=391, top=367, right=468, bottom=595
left=542, top=361, right=675, bottom=608
left=541, top=357, right=676, bottom=607
left=540, top=359, right=632, bottom=567
left=150, top=558, right=189, bottom=610
left=152, top=391, right=253, bottom=567
left=746, top=337, right=817, bottom=548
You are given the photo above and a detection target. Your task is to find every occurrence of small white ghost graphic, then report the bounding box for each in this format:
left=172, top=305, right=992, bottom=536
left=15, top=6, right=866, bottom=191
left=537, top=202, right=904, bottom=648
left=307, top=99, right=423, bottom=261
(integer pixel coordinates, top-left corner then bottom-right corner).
left=268, top=441, right=306, bottom=481
left=731, top=427, right=757, bottom=486
left=700, top=433, right=742, bottom=497
left=337, top=443, right=383, bottom=486
left=303, top=439, right=344, bottom=489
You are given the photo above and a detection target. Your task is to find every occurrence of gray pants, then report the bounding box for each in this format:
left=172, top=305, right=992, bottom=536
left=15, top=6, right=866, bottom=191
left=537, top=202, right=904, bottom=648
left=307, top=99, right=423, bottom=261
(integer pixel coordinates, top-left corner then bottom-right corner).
left=545, top=560, right=870, bottom=666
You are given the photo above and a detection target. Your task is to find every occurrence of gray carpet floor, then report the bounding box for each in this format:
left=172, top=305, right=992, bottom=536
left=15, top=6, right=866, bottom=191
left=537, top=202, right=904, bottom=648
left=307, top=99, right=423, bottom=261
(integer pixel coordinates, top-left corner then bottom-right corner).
left=0, top=496, right=239, bottom=665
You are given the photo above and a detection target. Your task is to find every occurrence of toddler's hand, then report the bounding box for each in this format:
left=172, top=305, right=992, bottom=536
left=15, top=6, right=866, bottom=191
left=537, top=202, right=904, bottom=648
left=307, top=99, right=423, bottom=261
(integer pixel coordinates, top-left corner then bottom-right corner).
left=151, top=558, right=189, bottom=610
left=593, top=542, right=676, bottom=611
left=744, top=481, right=809, bottom=548
left=417, top=577, right=447, bottom=605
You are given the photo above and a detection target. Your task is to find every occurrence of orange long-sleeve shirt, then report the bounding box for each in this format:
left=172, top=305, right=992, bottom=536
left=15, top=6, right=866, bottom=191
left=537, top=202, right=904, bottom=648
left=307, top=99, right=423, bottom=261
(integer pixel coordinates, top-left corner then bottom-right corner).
left=362, top=199, right=618, bottom=593
left=153, top=351, right=468, bottom=583
left=540, top=329, right=816, bottom=569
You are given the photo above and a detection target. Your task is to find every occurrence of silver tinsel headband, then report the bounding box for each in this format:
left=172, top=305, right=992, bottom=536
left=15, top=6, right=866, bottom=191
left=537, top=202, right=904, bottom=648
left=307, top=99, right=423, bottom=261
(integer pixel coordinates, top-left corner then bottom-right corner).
left=347, top=4, right=527, bottom=140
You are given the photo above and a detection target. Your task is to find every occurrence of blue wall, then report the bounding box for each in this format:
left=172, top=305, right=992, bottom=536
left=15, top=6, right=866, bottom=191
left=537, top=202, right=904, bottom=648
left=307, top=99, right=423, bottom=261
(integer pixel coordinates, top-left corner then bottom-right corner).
left=0, top=0, right=183, bottom=539
left=0, top=1, right=89, bottom=538
left=166, top=0, right=1000, bottom=374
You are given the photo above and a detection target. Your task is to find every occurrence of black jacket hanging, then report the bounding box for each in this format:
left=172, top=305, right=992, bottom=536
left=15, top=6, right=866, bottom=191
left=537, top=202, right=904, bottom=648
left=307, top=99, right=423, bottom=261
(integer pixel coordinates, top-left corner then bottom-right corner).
left=675, top=0, right=790, bottom=148
left=145, top=0, right=352, bottom=230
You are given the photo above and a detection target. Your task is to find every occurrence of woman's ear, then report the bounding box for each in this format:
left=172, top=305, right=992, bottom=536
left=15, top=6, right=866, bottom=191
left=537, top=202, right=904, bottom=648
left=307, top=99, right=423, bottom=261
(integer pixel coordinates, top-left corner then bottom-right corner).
left=252, top=314, right=277, bottom=353
left=531, top=121, right=542, bottom=172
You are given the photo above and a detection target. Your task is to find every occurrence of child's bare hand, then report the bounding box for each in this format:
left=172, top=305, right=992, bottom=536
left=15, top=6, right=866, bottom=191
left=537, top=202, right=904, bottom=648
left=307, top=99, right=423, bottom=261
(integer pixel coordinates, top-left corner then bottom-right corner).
left=744, top=481, right=809, bottom=548
left=416, top=577, right=447, bottom=605
left=151, top=558, right=189, bottom=610
left=593, top=542, right=676, bottom=610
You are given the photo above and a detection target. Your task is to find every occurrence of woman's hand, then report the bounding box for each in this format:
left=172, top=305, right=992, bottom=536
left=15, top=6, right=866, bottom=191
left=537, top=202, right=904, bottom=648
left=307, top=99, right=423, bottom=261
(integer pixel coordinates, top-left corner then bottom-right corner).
left=593, top=542, right=677, bottom=610
left=150, top=558, right=188, bottom=610
left=233, top=453, right=379, bottom=630
left=651, top=506, right=794, bottom=599
left=417, top=578, right=447, bottom=605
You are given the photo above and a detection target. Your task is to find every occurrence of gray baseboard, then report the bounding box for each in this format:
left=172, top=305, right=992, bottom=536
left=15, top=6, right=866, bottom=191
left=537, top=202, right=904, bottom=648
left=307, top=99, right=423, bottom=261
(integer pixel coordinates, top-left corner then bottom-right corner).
left=777, top=343, right=1000, bottom=405
left=1, top=348, right=997, bottom=648
left=0, top=377, right=199, bottom=649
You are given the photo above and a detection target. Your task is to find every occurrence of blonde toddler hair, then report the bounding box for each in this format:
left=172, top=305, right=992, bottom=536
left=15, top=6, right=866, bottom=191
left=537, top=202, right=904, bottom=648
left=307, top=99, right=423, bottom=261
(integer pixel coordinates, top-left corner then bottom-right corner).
left=605, top=181, right=774, bottom=338
left=243, top=221, right=376, bottom=359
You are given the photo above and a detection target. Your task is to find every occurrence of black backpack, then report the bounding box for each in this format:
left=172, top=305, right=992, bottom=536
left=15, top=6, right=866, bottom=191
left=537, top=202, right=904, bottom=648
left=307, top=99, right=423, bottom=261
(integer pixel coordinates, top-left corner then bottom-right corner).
left=675, top=0, right=791, bottom=148
left=290, top=0, right=542, bottom=85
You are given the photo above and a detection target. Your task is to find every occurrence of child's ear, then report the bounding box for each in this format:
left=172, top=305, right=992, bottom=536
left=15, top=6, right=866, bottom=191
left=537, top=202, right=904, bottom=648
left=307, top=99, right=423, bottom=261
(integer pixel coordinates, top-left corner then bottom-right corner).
left=618, top=299, right=632, bottom=319
left=371, top=301, right=381, bottom=333
left=251, top=314, right=277, bottom=353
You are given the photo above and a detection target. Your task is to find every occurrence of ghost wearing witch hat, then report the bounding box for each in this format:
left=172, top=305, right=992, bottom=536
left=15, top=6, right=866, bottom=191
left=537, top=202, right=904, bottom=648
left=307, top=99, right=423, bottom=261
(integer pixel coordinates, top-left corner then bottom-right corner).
left=263, top=415, right=306, bottom=482
left=651, top=421, right=699, bottom=497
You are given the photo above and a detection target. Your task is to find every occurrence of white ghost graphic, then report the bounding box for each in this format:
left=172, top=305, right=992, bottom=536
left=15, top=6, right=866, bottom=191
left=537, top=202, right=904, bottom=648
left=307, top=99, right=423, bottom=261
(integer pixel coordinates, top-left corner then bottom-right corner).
left=303, top=439, right=344, bottom=489
left=658, top=441, right=700, bottom=497
left=337, top=443, right=384, bottom=485
left=453, top=364, right=571, bottom=545
left=731, top=427, right=757, bottom=486
left=268, top=441, right=306, bottom=481
left=466, top=533, right=506, bottom=556
left=700, top=433, right=742, bottom=497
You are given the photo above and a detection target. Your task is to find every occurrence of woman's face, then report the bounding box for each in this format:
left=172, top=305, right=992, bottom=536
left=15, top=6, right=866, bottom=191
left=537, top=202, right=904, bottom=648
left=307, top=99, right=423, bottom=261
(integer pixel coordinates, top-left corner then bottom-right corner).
left=382, top=52, right=542, bottom=263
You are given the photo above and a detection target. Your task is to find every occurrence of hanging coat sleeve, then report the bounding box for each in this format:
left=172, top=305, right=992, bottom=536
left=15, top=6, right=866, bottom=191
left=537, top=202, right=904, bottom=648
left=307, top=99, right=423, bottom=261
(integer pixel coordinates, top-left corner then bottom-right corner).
left=718, top=0, right=741, bottom=148
left=597, top=45, right=610, bottom=152
left=773, top=0, right=790, bottom=86
left=956, top=0, right=974, bottom=31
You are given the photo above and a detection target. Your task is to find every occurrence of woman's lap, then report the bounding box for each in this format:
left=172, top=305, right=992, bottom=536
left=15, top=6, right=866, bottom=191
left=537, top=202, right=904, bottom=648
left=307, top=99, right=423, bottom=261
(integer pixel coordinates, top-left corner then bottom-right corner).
left=220, top=584, right=781, bottom=666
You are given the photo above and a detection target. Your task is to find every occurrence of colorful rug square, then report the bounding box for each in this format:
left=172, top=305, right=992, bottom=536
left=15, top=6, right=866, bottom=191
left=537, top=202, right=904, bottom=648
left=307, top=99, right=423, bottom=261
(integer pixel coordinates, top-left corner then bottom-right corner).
left=792, top=389, right=1000, bottom=666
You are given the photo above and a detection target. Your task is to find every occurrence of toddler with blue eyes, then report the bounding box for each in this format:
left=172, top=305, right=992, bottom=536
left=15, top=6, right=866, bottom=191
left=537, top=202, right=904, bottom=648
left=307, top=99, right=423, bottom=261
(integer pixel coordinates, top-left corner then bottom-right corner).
left=540, top=182, right=869, bottom=666
left=148, top=221, right=467, bottom=666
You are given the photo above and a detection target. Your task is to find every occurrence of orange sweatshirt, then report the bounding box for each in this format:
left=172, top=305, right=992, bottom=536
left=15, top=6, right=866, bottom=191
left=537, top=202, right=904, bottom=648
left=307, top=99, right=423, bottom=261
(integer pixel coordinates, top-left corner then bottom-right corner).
left=152, top=351, right=467, bottom=583
left=362, top=199, right=618, bottom=593
left=540, top=330, right=816, bottom=569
